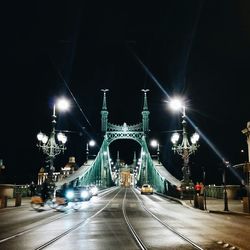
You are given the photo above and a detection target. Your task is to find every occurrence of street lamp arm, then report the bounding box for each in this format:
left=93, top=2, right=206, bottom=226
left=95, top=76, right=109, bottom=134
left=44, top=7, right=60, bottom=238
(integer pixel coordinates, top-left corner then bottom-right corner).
left=173, top=143, right=199, bottom=157
left=39, top=142, right=66, bottom=157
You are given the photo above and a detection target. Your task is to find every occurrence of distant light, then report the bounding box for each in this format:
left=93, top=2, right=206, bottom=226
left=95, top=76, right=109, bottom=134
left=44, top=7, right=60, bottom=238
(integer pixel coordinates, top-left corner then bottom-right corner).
left=56, top=98, right=70, bottom=112
left=150, top=139, right=158, bottom=148
left=89, top=140, right=96, bottom=147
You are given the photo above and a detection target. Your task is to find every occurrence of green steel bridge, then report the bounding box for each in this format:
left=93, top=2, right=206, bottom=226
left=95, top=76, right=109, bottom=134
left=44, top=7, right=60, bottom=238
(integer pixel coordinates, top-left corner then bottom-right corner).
left=55, top=90, right=181, bottom=196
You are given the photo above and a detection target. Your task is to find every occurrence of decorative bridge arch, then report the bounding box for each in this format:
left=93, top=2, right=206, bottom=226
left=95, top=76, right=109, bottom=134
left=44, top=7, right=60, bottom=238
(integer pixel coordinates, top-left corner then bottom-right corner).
left=100, top=88, right=150, bottom=142
left=55, top=89, right=181, bottom=196
left=105, top=122, right=144, bottom=145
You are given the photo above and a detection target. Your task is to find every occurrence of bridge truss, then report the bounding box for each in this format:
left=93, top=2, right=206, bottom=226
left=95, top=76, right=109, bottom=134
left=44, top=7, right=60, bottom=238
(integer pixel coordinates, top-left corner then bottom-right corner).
left=55, top=90, right=181, bottom=195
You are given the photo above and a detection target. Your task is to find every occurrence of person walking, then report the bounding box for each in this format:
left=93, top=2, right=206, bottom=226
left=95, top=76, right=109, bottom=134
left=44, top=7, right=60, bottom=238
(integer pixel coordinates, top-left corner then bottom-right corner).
left=29, top=181, right=36, bottom=196
left=195, top=182, right=201, bottom=196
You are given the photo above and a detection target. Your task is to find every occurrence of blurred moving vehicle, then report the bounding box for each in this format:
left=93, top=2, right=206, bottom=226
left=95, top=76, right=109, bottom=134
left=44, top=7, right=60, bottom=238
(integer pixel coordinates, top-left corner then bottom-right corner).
left=54, top=186, right=93, bottom=210
left=65, top=186, right=92, bottom=201
left=30, top=195, right=58, bottom=211
left=30, top=182, right=58, bottom=211
left=89, top=185, right=98, bottom=196
left=141, top=184, right=153, bottom=195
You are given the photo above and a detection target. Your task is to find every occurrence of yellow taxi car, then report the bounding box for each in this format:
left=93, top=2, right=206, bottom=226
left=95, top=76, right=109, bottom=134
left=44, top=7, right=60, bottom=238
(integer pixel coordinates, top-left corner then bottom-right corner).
left=141, top=184, right=153, bottom=195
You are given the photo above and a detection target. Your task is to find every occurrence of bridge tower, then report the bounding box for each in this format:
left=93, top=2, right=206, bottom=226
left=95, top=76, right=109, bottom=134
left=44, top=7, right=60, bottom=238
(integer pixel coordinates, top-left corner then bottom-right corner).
left=141, top=89, right=150, bottom=134
left=101, top=89, right=109, bottom=133
left=56, top=89, right=181, bottom=197
left=99, top=89, right=151, bottom=186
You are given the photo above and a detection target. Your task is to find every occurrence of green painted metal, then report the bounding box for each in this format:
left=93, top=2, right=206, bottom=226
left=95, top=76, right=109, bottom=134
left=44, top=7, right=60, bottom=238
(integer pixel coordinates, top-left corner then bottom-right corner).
left=55, top=138, right=114, bottom=189
left=75, top=138, right=113, bottom=188
left=55, top=128, right=171, bottom=194
left=136, top=136, right=168, bottom=193
left=55, top=90, right=180, bottom=197
left=101, top=89, right=109, bottom=133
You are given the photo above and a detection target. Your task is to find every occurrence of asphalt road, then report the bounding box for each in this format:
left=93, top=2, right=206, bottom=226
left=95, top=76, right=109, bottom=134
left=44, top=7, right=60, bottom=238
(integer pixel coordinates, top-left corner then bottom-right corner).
left=0, top=188, right=249, bottom=250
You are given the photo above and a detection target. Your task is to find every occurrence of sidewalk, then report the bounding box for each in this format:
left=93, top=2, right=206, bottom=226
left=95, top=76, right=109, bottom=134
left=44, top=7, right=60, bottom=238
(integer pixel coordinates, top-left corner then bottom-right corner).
left=155, top=192, right=250, bottom=215
left=181, top=197, right=249, bottom=215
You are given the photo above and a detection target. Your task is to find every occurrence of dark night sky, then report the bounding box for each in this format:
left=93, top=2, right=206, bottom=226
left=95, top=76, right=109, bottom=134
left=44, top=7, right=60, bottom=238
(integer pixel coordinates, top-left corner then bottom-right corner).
left=1, top=0, right=250, bottom=185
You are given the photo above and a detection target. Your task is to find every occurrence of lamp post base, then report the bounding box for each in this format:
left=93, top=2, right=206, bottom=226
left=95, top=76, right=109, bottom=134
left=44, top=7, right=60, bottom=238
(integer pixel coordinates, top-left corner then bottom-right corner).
left=224, top=189, right=229, bottom=211
left=179, top=180, right=194, bottom=200
left=243, top=197, right=250, bottom=213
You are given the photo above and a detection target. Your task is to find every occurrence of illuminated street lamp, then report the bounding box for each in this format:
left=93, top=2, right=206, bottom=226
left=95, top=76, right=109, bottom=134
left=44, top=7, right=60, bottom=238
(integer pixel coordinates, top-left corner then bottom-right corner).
left=150, top=139, right=160, bottom=163
left=169, top=98, right=200, bottom=186
left=86, top=139, right=96, bottom=161
left=37, top=97, right=70, bottom=183
left=0, top=159, right=5, bottom=173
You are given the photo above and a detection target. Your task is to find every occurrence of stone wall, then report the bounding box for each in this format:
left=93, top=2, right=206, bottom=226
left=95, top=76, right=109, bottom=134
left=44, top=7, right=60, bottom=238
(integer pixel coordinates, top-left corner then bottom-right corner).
left=0, top=184, right=14, bottom=198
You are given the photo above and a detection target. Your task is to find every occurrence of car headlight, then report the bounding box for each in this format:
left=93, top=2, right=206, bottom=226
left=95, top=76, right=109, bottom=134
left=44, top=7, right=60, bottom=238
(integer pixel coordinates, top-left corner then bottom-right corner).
left=81, top=190, right=89, bottom=199
left=91, top=187, right=98, bottom=194
left=66, top=190, right=74, bottom=199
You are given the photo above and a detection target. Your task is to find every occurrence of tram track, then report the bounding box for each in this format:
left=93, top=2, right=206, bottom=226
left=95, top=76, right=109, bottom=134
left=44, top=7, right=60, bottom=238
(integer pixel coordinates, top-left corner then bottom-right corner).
left=122, top=188, right=205, bottom=250
left=0, top=187, right=240, bottom=249
left=122, top=188, right=148, bottom=250
left=134, top=188, right=204, bottom=249
left=0, top=187, right=119, bottom=247
left=34, top=187, right=122, bottom=250
left=0, top=212, right=67, bottom=244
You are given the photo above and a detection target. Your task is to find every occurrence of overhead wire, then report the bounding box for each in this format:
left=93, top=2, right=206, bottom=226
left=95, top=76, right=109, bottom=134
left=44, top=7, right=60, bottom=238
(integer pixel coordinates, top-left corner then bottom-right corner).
left=49, top=56, right=92, bottom=128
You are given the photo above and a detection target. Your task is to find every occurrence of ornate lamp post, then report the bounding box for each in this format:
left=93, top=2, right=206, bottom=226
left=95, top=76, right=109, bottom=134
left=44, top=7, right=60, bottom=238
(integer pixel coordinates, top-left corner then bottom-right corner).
left=222, top=160, right=229, bottom=211
left=86, top=139, right=96, bottom=161
left=37, top=98, right=70, bottom=184
left=150, top=139, right=160, bottom=163
left=241, top=122, right=250, bottom=211
left=169, top=98, right=200, bottom=186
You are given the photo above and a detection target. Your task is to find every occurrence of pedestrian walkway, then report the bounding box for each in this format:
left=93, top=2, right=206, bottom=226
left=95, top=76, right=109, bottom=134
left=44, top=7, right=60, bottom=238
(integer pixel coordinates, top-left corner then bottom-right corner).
left=181, top=197, right=249, bottom=215
left=155, top=191, right=250, bottom=215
